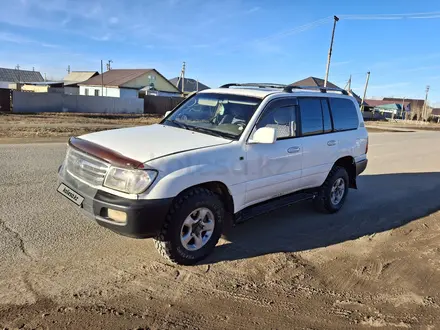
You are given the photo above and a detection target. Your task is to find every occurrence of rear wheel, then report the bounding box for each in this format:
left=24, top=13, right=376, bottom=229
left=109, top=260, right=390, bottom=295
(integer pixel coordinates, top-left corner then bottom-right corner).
left=154, top=188, right=224, bottom=265
left=313, top=166, right=349, bottom=214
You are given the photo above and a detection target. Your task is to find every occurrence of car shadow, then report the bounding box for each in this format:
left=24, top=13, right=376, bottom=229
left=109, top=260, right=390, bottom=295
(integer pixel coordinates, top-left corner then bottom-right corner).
left=201, top=172, right=440, bottom=265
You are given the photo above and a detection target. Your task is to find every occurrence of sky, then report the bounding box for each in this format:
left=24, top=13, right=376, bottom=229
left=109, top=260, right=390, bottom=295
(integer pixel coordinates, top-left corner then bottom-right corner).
left=1, top=0, right=440, bottom=103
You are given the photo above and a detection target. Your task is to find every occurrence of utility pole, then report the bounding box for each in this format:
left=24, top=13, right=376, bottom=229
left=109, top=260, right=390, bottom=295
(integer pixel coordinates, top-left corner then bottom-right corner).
left=182, top=61, right=186, bottom=94
left=360, top=71, right=370, bottom=112
left=422, top=85, right=430, bottom=121
left=401, top=97, right=405, bottom=120
left=15, top=64, right=21, bottom=84
left=101, top=60, right=104, bottom=96
left=44, top=73, right=47, bottom=82
left=67, top=65, right=71, bottom=74
left=324, top=16, right=339, bottom=87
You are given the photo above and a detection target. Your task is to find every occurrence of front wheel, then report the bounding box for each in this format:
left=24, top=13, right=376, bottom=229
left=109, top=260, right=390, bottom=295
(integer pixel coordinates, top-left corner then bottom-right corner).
left=313, top=166, right=349, bottom=214
left=154, top=188, right=224, bottom=265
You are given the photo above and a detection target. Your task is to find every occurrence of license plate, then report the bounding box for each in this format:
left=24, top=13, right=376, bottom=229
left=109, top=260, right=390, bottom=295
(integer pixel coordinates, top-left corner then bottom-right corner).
left=57, top=183, right=84, bottom=206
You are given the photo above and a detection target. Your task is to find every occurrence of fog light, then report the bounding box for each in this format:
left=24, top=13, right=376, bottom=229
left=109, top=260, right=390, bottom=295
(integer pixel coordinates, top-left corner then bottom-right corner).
left=107, top=209, right=127, bottom=224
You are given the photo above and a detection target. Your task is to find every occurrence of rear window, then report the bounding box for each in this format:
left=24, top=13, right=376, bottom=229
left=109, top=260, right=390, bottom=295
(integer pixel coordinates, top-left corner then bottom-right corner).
left=329, top=98, right=359, bottom=131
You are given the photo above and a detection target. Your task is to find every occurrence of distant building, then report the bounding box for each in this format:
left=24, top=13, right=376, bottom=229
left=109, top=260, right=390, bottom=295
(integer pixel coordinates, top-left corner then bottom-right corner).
left=169, top=77, right=210, bottom=95
left=0, top=67, right=44, bottom=89
left=291, top=76, right=341, bottom=90
left=79, top=69, right=180, bottom=98
left=63, top=71, right=99, bottom=95
left=431, top=108, right=440, bottom=122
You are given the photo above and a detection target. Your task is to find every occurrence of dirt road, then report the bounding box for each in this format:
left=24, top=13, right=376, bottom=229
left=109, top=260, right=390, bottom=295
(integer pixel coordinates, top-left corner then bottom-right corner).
left=1, top=131, right=440, bottom=329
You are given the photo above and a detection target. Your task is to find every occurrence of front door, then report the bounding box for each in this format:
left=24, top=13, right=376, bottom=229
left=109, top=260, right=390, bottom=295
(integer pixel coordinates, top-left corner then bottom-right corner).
left=244, top=98, right=302, bottom=206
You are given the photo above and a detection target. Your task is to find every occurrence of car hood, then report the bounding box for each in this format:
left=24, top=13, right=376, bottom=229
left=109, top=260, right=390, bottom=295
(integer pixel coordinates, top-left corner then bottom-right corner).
left=79, top=124, right=232, bottom=163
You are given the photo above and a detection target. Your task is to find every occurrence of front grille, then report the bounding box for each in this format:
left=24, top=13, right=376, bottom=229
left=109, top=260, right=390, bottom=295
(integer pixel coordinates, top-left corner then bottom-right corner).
left=65, top=147, right=110, bottom=186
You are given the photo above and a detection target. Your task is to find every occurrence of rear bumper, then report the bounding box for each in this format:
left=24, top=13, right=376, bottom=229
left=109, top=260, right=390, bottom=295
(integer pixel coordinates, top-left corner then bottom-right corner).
left=58, top=175, right=172, bottom=239
left=356, top=159, right=368, bottom=176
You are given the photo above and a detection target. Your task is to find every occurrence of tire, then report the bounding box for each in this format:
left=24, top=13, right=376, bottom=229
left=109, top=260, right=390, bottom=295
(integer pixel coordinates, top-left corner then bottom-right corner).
left=154, top=187, right=224, bottom=265
left=313, top=166, right=349, bottom=214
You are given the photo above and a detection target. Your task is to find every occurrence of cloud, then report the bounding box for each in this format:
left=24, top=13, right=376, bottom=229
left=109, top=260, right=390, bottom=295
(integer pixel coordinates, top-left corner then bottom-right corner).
left=0, top=32, right=59, bottom=48
left=367, top=82, right=410, bottom=90
left=91, top=34, right=111, bottom=41
left=332, top=60, right=352, bottom=67
left=247, top=7, right=260, bottom=14
left=109, top=17, right=119, bottom=24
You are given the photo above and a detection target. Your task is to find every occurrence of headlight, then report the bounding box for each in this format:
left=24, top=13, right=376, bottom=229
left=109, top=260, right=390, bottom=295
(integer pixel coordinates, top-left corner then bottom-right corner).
left=103, top=167, right=157, bottom=194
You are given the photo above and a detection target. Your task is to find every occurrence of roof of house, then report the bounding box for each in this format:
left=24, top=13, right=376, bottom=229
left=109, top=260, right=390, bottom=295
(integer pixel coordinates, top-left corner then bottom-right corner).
left=431, top=108, right=440, bottom=116
left=364, top=99, right=397, bottom=107
left=0, top=67, right=44, bottom=83
left=291, top=76, right=341, bottom=90
left=63, top=71, right=99, bottom=86
left=80, top=69, right=154, bottom=87
left=169, top=77, right=210, bottom=93
left=383, top=97, right=425, bottom=109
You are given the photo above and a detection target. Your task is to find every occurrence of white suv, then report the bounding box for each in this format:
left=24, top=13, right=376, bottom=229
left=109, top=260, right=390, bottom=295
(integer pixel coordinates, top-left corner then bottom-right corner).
left=57, top=83, right=368, bottom=265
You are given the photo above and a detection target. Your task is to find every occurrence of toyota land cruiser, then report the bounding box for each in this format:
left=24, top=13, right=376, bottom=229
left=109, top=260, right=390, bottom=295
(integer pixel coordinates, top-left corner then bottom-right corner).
left=57, top=83, right=368, bottom=265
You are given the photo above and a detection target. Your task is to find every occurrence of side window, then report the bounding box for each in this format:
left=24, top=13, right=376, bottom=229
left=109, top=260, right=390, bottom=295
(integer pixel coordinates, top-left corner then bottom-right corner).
left=329, top=98, right=359, bottom=131
left=255, top=104, right=297, bottom=140
left=299, top=98, right=324, bottom=136
left=321, top=99, right=333, bottom=133
left=94, top=89, right=100, bottom=96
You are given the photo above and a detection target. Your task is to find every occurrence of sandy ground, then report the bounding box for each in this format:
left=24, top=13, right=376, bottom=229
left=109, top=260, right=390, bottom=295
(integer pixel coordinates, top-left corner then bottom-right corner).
left=0, top=113, right=162, bottom=141
left=0, top=129, right=440, bottom=329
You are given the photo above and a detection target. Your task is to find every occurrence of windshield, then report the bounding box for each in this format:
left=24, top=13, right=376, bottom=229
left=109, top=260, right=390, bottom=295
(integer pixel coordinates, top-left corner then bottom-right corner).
left=162, top=93, right=262, bottom=140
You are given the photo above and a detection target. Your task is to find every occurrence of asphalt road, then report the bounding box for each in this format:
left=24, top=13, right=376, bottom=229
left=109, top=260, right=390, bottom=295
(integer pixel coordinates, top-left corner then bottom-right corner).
left=1, top=130, right=440, bottom=329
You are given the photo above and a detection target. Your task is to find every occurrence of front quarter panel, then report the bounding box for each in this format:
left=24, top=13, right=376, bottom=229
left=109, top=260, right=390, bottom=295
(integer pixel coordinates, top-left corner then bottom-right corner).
left=141, top=143, right=246, bottom=211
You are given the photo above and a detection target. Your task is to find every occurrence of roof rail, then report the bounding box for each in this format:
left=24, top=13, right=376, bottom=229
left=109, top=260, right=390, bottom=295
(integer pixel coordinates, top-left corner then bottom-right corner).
left=220, top=83, right=287, bottom=89
left=284, top=85, right=349, bottom=95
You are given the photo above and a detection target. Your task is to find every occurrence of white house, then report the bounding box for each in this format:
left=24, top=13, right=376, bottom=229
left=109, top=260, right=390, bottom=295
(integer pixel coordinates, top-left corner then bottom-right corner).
left=79, top=69, right=180, bottom=98
left=63, top=71, right=99, bottom=95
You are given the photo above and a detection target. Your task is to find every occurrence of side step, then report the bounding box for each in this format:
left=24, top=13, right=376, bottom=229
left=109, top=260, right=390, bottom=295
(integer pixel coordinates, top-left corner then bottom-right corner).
left=235, top=191, right=316, bottom=224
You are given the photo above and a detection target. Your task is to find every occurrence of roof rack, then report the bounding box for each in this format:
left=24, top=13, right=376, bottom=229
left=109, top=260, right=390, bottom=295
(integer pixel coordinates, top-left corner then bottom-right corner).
left=283, top=85, right=348, bottom=95
left=220, top=83, right=287, bottom=89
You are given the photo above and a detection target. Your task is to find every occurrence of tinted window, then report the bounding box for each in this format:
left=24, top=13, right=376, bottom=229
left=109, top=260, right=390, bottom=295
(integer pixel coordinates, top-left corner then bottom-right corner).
left=299, top=98, right=324, bottom=136
left=330, top=98, right=359, bottom=131
left=164, top=93, right=261, bottom=140
left=321, top=99, right=332, bottom=133
left=256, top=105, right=296, bottom=139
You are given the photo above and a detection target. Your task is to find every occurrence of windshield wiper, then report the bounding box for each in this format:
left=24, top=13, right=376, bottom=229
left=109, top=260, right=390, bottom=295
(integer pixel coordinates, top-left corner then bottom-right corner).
left=189, top=126, right=236, bottom=139
left=167, top=119, right=191, bottom=130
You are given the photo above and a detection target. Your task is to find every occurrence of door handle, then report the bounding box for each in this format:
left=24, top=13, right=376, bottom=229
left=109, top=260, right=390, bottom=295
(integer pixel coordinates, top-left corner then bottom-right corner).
left=327, top=140, right=337, bottom=146
left=287, top=146, right=301, bottom=153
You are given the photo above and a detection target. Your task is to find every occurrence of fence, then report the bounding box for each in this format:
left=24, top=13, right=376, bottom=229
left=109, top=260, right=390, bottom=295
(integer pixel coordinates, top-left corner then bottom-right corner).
left=12, top=91, right=143, bottom=114
left=144, top=95, right=184, bottom=115
left=0, top=88, right=11, bottom=112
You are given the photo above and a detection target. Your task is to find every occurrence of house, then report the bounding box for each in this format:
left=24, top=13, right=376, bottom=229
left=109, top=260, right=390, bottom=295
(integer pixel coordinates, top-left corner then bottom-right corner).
left=63, top=71, right=99, bottom=95
left=431, top=108, right=440, bottom=123
left=79, top=69, right=180, bottom=98
left=291, top=76, right=342, bottom=90
left=21, top=81, right=64, bottom=93
left=169, top=77, right=210, bottom=94
left=0, top=67, right=44, bottom=89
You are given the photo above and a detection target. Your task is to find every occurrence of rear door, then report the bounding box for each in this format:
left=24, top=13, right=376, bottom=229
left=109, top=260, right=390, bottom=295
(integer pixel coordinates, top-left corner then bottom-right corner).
left=244, top=98, right=302, bottom=206
left=298, top=97, right=339, bottom=189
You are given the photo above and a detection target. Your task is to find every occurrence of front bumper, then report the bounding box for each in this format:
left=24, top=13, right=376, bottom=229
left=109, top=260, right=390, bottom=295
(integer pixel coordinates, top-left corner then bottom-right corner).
left=58, top=173, right=172, bottom=239
left=356, top=159, right=368, bottom=176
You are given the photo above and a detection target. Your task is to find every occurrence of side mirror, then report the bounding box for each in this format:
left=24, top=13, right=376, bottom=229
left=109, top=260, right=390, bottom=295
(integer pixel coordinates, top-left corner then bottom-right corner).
left=164, top=110, right=171, bottom=118
left=249, top=127, right=276, bottom=144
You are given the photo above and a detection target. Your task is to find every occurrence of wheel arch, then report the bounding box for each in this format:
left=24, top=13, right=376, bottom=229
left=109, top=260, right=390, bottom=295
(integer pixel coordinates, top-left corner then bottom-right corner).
left=334, top=156, right=357, bottom=189
left=175, top=181, right=235, bottom=233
